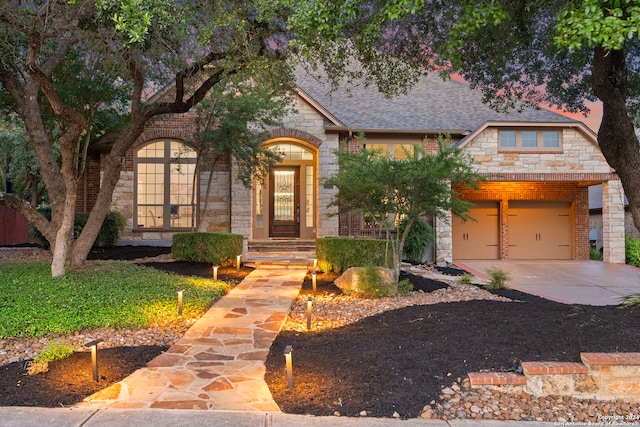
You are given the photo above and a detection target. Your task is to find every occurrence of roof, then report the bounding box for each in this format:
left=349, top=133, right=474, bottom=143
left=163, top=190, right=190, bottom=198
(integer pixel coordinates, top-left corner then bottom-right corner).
left=294, top=67, right=578, bottom=134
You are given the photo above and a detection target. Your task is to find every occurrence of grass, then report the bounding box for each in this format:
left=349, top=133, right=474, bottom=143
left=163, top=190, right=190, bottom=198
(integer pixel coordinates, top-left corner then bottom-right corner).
left=0, top=261, right=230, bottom=339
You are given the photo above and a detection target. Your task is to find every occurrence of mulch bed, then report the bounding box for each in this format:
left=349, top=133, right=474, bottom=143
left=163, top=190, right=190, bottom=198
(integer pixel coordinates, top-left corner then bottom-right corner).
left=2, top=246, right=640, bottom=417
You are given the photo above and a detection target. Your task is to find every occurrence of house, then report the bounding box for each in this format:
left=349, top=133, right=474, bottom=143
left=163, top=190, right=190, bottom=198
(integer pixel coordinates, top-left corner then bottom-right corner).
left=79, top=68, right=626, bottom=264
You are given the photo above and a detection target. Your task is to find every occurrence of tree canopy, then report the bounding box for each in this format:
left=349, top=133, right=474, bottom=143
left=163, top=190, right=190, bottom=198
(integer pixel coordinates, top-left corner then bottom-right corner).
left=290, top=0, right=640, bottom=231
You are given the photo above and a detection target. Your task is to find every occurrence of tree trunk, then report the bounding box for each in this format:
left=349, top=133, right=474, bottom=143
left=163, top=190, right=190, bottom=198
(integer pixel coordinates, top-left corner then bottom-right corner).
left=591, top=47, right=640, bottom=233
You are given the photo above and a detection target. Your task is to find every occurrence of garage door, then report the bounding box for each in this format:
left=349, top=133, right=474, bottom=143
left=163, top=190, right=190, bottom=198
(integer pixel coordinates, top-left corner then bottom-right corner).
left=508, top=201, right=572, bottom=259
left=453, top=201, right=500, bottom=259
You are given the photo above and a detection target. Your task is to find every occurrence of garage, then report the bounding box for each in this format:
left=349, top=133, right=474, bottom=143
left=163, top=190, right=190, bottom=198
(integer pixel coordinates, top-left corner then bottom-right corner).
left=452, top=201, right=500, bottom=259
left=507, top=201, right=572, bottom=259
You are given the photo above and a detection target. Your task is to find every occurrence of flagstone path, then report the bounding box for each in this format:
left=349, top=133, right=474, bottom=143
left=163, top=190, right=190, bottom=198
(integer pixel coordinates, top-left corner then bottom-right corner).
left=77, top=268, right=306, bottom=412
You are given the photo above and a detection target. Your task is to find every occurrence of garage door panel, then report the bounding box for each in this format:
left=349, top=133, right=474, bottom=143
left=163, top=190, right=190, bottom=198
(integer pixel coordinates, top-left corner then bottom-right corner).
left=453, top=202, right=499, bottom=260
left=508, top=201, right=572, bottom=260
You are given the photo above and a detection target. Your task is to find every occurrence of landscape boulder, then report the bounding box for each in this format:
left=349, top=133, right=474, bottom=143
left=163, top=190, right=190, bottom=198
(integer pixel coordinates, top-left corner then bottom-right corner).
left=334, top=267, right=397, bottom=295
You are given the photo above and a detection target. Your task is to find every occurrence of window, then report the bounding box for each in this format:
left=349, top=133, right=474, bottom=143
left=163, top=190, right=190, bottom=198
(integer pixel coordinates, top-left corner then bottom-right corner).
left=364, top=143, right=419, bottom=159
left=135, top=140, right=197, bottom=229
left=499, top=129, right=562, bottom=151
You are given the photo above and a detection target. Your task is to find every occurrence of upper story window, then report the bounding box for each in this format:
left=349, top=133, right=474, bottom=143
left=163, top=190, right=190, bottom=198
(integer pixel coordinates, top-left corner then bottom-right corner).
left=499, top=129, right=562, bottom=151
left=135, top=140, right=197, bottom=229
left=365, top=143, right=418, bottom=159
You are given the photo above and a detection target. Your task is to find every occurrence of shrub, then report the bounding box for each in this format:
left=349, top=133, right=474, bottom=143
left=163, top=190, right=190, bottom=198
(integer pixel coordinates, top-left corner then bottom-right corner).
left=316, top=237, right=394, bottom=273
left=27, top=339, right=76, bottom=375
left=485, top=267, right=510, bottom=290
left=457, top=273, right=474, bottom=285
left=400, top=218, right=433, bottom=264
left=172, top=232, right=243, bottom=266
left=621, top=294, right=640, bottom=307
left=590, top=247, right=601, bottom=261
left=356, top=266, right=395, bottom=298
left=31, top=207, right=125, bottom=248
left=396, top=279, right=414, bottom=295
left=625, top=234, right=640, bottom=267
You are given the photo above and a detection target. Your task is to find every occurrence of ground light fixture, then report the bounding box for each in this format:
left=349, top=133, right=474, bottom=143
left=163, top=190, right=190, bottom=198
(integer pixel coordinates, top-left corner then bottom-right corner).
left=212, top=265, right=219, bottom=281
left=236, top=255, right=242, bottom=271
left=84, top=339, right=103, bottom=382
left=311, top=271, right=317, bottom=296
left=177, top=288, right=185, bottom=315
left=284, top=345, right=294, bottom=388
left=306, top=296, right=312, bottom=330
left=313, top=258, right=318, bottom=269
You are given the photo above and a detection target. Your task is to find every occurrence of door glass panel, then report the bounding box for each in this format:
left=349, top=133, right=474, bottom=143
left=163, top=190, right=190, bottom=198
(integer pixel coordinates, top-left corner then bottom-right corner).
left=274, top=170, right=295, bottom=221
left=306, top=165, right=314, bottom=225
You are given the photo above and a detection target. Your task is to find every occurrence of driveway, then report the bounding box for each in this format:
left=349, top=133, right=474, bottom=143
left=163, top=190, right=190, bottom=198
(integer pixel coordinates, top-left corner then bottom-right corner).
left=454, top=260, right=640, bottom=306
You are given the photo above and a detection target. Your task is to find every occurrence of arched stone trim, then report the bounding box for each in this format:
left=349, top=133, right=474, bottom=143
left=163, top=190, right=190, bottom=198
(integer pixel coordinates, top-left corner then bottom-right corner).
left=133, top=129, right=194, bottom=150
left=268, top=128, right=323, bottom=148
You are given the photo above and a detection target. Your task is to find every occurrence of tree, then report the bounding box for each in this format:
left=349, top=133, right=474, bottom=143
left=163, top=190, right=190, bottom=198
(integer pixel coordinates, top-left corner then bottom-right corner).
left=290, top=0, right=640, bottom=232
left=0, top=0, right=297, bottom=277
left=325, top=137, right=481, bottom=275
left=189, top=77, right=293, bottom=230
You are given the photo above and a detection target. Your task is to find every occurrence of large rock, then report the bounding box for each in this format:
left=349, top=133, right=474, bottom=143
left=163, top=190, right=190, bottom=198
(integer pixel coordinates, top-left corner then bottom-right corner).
left=334, top=267, right=397, bottom=295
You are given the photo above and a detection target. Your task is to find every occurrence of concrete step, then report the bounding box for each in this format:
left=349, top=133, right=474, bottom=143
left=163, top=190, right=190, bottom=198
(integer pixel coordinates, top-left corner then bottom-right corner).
left=248, top=240, right=316, bottom=252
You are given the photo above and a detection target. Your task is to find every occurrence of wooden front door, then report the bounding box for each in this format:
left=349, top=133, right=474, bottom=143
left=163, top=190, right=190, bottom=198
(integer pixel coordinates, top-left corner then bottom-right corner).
left=269, top=167, right=300, bottom=238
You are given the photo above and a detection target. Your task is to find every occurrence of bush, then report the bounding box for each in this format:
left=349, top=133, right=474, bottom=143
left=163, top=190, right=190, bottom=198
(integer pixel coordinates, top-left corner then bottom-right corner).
left=625, top=234, right=640, bottom=267
left=356, top=266, right=395, bottom=298
left=485, top=267, right=510, bottom=290
left=316, top=237, right=394, bottom=273
left=172, top=232, right=243, bottom=266
left=590, top=247, right=601, bottom=261
left=457, top=273, right=474, bottom=285
left=27, top=339, right=76, bottom=375
left=397, top=279, right=414, bottom=295
left=400, top=217, right=433, bottom=264
left=31, top=207, right=125, bottom=248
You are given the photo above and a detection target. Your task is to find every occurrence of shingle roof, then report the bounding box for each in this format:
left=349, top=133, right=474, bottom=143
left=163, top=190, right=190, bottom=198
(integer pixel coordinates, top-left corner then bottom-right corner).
left=295, top=68, right=577, bottom=132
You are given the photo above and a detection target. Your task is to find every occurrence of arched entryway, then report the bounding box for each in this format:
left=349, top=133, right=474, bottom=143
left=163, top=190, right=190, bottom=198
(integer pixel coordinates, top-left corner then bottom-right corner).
left=252, top=139, right=318, bottom=240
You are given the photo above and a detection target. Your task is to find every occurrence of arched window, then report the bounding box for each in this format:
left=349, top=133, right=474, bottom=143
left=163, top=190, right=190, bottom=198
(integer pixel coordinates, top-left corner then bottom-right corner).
left=135, top=140, right=197, bottom=229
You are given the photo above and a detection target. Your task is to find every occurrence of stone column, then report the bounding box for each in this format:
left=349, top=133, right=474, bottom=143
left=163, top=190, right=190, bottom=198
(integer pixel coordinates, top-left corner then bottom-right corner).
left=435, top=212, right=453, bottom=265
left=602, top=179, right=626, bottom=263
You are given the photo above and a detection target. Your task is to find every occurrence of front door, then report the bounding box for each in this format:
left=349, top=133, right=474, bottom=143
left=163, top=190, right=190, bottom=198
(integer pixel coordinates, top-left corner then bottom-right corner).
left=269, top=167, right=300, bottom=238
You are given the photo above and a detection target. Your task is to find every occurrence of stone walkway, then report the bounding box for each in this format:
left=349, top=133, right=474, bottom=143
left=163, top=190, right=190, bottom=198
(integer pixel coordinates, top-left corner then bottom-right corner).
left=78, top=268, right=306, bottom=411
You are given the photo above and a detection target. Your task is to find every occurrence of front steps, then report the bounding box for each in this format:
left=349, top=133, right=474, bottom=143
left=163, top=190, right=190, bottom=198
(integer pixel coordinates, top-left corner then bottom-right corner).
left=244, top=240, right=316, bottom=269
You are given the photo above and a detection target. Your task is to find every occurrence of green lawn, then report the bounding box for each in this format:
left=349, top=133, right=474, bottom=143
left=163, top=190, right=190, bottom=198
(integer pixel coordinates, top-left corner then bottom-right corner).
left=0, top=262, right=230, bottom=339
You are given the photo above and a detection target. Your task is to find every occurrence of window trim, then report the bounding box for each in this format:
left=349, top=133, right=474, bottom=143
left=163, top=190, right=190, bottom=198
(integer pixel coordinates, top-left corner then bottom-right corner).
left=498, top=128, right=563, bottom=153
left=134, top=139, right=198, bottom=231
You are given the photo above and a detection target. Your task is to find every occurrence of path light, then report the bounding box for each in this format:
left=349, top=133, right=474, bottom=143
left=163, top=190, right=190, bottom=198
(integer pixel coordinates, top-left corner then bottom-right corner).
left=313, top=258, right=318, bottom=269
left=284, top=345, right=294, bottom=388
left=312, top=271, right=317, bottom=296
left=84, top=339, right=103, bottom=382
left=177, top=288, right=185, bottom=315
left=236, top=255, right=242, bottom=271
left=212, top=265, right=219, bottom=281
left=306, top=296, right=312, bottom=330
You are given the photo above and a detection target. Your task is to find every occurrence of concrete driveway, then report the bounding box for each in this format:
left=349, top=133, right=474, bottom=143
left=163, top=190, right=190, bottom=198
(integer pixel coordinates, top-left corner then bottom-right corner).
left=454, top=260, right=640, bottom=306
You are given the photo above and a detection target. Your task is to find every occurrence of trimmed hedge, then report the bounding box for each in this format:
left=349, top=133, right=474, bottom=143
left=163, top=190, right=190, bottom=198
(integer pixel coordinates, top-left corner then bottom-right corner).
left=316, top=237, right=394, bottom=272
left=172, top=232, right=243, bottom=266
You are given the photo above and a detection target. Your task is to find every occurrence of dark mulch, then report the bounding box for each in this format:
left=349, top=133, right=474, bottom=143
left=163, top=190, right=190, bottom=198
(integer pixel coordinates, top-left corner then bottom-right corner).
left=4, top=247, right=640, bottom=418
left=264, top=270, right=640, bottom=419
left=0, top=346, right=166, bottom=407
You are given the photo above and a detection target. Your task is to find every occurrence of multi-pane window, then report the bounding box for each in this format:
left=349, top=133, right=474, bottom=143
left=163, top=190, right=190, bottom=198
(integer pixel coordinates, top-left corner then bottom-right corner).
left=135, top=140, right=197, bottom=229
left=499, top=129, right=562, bottom=150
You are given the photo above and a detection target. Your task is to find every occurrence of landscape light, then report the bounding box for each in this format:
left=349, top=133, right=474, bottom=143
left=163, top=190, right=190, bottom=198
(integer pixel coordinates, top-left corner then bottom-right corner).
left=312, top=271, right=317, bottom=296
left=212, top=265, right=219, bottom=281
left=313, top=258, right=318, bottom=269
left=84, top=339, right=103, bottom=382
left=236, top=255, right=242, bottom=271
left=307, top=296, right=312, bottom=330
left=177, top=288, right=185, bottom=315
left=284, top=345, right=294, bottom=388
